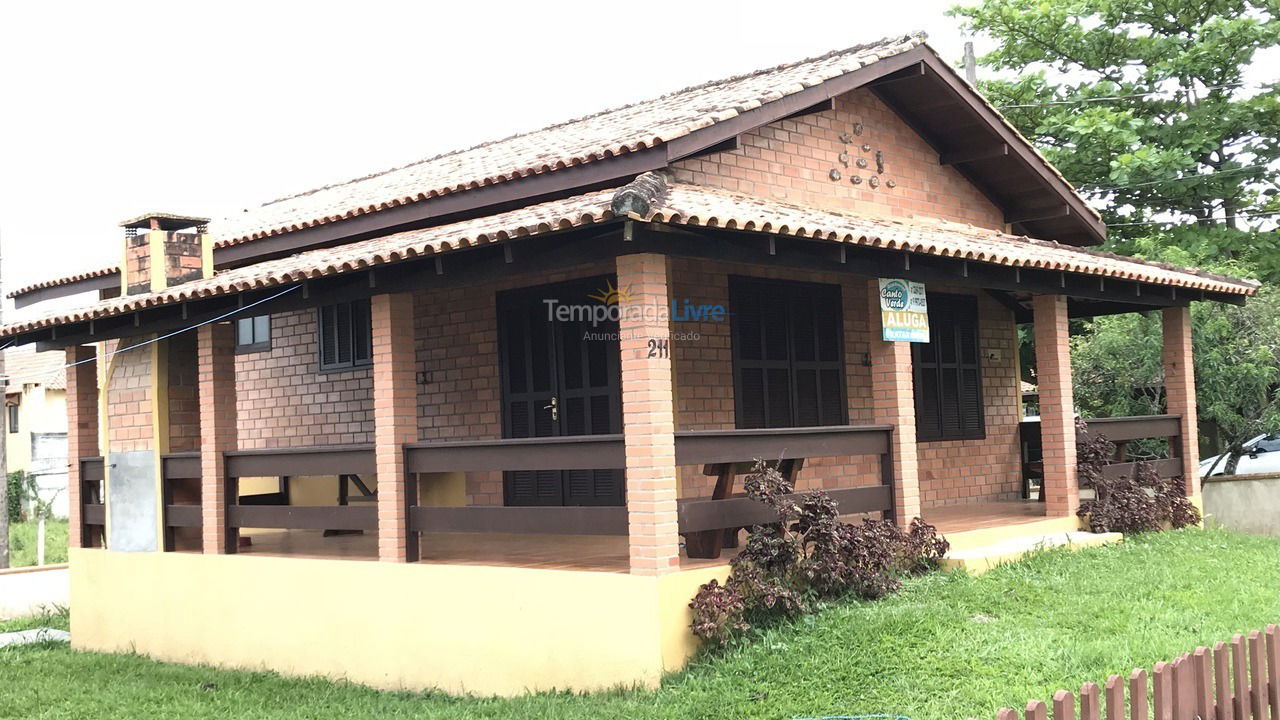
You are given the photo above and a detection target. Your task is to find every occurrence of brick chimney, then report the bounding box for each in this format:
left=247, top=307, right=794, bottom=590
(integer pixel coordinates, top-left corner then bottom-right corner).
left=119, top=213, right=212, bottom=295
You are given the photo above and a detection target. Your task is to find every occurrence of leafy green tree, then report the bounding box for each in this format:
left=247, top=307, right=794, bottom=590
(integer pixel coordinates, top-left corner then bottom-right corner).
left=952, top=0, right=1280, bottom=275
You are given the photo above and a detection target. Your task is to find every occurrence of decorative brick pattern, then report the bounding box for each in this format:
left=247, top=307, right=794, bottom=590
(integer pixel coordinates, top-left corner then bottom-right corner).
left=234, top=309, right=373, bottom=449
left=671, top=88, right=1004, bottom=231
left=373, top=293, right=418, bottom=562
left=1163, top=306, right=1199, bottom=495
left=866, top=278, right=921, bottom=525
left=199, top=322, right=238, bottom=554
left=104, top=340, right=154, bottom=453
left=617, top=253, right=681, bottom=575
left=65, top=345, right=99, bottom=549
left=1033, top=294, right=1078, bottom=516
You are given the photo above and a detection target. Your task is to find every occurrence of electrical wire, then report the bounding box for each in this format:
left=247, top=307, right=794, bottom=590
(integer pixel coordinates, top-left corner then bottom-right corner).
left=1107, top=209, right=1280, bottom=227
left=1086, top=164, right=1273, bottom=193
left=0, top=284, right=301, bottom=387
left=996, top=82, right=1258, bottom=109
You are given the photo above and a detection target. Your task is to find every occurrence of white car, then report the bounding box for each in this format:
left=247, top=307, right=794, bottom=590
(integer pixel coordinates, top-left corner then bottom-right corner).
left=1200, top=434, right=1280, bottom=478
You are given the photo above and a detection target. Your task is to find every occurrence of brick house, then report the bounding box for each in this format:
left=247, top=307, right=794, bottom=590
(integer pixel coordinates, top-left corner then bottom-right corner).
left=1, top=33, right=1257, bottom=694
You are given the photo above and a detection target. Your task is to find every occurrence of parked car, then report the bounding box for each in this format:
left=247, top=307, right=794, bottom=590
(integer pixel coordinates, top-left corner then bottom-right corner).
left=1201, top=434, right=1280, bottom=478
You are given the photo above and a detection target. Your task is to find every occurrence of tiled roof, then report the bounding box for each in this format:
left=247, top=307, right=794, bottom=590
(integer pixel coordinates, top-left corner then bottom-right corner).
left=9, top=265, right=119, bottom=298
left=0, top=175, right=1254, bottom=340
left=3, top=348, right=66, bottom=390
left=212, top=33, right=938, bottom=247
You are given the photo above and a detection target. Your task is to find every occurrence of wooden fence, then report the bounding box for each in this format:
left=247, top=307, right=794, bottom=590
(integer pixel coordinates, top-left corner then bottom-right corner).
left=976, top=626, right=1280, bottom=720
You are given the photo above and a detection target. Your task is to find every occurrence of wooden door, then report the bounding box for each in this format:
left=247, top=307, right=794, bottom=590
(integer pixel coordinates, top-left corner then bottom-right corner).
left=498, top=277, right=624, bottom=506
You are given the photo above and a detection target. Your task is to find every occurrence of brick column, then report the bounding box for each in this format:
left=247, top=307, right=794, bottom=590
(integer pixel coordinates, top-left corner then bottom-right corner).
left=372, top=292, right=418, bottom=563
left=866, top=280, right=920, bottom=526
left=617, top=253, right=680, bottom=575
left=65, top=345, right=100, bottom=548
left=1033, top=294, right=1078, bottom=516
left=1163, top=306, right=1199, bottom=496
left=199, top=323, right=238, bottom=554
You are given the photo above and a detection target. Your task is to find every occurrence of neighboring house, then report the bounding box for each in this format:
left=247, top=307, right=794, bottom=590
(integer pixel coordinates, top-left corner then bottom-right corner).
left=0, top=33, right=1258, bottom=695
left=3, top=349, right=68, bottom=517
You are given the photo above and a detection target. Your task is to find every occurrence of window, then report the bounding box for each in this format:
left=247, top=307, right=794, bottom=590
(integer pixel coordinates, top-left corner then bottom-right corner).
left=913, top=293, right=984, bottom=442
left=729, top=277, right=846, bottom=429
left=235, top=315, right=271, bottom=353
left=317, top=299, right=372, bottom=371
left=6, top=404, right=17, bottom=434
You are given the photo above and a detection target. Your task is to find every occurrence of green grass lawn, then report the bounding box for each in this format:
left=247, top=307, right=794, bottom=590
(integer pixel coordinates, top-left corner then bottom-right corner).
left=6, top=519, right=68, bottom=568
left=2, top=528, right=1278, bottom=720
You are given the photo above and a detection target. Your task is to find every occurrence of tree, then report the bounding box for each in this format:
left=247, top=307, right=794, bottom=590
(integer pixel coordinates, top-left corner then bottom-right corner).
left=952, top=0, right=1280, bottom=454
left=952, top=0, right=1280, bottom=276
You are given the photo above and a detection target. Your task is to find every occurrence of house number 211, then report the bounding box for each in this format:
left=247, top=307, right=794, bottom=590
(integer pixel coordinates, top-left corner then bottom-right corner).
left=647, top=338, right=670, bottom=359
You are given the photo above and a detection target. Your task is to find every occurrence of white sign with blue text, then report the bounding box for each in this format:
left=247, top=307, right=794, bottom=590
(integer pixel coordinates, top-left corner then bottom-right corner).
left=878, top=278, right=929, bottom=342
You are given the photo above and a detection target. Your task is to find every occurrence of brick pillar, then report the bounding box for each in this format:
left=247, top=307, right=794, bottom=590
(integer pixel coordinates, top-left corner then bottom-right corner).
left=199, top=322, right=238, bottom=554
left=617, top=253, right=680, bottom=575
left=65, top=345, right=99, bottom=548
left=372, top=292, right=418, bottom=563
left=1163, top=306, right=1199, bottom=496
left=1033, top=294, right=1078, bottom=516
left=866, top=279, right=920, bottom=526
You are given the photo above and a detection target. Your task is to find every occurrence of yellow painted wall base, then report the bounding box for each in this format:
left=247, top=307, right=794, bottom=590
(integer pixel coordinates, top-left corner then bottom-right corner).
left=69, top=548, right=728, bottom=696
left=941, top=515, right=1082, bottom=553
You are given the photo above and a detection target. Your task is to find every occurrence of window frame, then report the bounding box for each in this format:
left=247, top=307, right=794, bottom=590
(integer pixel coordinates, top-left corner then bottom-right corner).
left=912, top=292, right=985, bottom=443
left=316, top=299, right=373, bottom=373
left=728, top=275, right=848, bottom=430
left=235, top=314, right=272, bottom=354
left=5, top=403, right=17, bottom=434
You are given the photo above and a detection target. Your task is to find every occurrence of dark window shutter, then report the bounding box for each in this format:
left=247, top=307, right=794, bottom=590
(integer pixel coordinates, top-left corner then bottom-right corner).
left=913, top=294, right=984, bottom=441
left=730, top=277, right=846, bottom=430
left=317, top=300, right=374, bottom=371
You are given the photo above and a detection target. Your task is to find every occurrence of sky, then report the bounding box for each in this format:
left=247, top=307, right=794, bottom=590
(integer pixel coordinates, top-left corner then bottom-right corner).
left=0, top=0, right=983, bottom=322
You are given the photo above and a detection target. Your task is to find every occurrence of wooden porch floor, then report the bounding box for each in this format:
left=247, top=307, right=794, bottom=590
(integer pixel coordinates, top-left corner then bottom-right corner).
left=921, top=500, right=1047, bottom=534
left=236, top=529, right=738, bottom=573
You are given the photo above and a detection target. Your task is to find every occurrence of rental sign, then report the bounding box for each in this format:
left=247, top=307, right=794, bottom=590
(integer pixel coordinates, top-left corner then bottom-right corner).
left=878, top=278, right=929, bottom=342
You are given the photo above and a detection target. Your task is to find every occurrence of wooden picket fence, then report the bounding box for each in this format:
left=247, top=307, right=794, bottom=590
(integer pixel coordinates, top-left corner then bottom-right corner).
left=977, top=626, right=1280, bottom=720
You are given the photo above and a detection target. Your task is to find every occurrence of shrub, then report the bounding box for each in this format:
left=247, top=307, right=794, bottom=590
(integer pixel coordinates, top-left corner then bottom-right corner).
left=689, top=459, right=948, bottom=645
left=6, top=470, right=26, bottom=524
left=1076, top=419, right=1201, bottom=533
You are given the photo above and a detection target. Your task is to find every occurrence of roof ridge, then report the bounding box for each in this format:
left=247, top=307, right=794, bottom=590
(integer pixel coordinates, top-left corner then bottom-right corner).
left=253, top=33, right=925, bottom=210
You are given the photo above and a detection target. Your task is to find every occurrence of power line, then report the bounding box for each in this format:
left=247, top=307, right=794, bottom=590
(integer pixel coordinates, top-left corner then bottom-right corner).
left=0, top=284, right=301, bottom=387
left=1107, top=209, right=1280, bottom=227
left=996, top=82, right=1257, bottom=109
left=1087, top=164, right=1273, bottom=192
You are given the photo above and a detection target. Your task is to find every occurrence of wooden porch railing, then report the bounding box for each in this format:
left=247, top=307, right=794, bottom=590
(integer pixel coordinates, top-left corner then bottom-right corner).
left=1078, top=414, right=1184, bottom=480
left=973, top=625, right=1280, bottom=720
left=78, top=457, right=106, bottom=548
left=146, top=425, right=895, bottom=559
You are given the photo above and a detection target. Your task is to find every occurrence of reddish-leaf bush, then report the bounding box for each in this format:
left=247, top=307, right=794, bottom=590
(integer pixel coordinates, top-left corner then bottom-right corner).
left=689, top=459, right=948, bottom=645
left=1075, top=418, right=1201, bottom=533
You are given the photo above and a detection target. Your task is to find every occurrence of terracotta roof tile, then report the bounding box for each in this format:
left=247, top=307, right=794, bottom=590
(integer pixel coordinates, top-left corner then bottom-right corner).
left=212, top=34, right=934, bottom=246
left=3, top=348, right=66, bottom=390
left=9, top=266, right=119, bottom=298
left=0, top=176, right=1254, bottom=341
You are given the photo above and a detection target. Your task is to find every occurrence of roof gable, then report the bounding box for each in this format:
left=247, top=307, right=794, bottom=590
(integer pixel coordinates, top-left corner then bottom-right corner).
left=211, top=33, right=1102, bottom=261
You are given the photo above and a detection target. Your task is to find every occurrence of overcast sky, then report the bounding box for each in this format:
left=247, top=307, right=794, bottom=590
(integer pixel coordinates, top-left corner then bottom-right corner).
left=0, top=0, right=985, bottom=321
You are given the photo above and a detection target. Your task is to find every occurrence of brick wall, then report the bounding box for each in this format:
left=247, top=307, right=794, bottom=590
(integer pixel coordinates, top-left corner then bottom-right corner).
left=124, top=238, right=151, bottom=295
left=104, top=339, right=154, bottom=453
left=412, top=260, right=615, bottom=505
left=166, top=333, right=201, bottom=453
left=234, top=309, right=374, bottom=449
left=671, top=87, right=1004, bottom=230
left=916, top=289, right=1022, bottom=507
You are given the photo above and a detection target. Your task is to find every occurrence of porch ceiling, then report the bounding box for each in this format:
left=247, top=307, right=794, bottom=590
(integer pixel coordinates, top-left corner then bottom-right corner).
left=0, top=175, right=1255, bottom=349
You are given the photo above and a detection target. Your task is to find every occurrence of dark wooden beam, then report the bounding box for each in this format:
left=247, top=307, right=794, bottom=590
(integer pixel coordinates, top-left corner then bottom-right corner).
left=779, top=98, right=834, bottom=121
left=868, top=61, right=926, bottom=87
left=1006, top=204, right=1071, bottom=224
left=939, top=143, right=1009, bottom=166
left=985, top=289, right=1032, bottom=323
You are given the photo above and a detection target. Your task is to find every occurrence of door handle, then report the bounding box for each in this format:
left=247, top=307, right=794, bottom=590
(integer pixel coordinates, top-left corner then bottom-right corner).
left=543, top=396, right=559, bottom=422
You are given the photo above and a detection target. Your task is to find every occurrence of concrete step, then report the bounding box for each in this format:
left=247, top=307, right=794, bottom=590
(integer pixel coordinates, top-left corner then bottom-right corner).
left=941, top=530, right=1122, bottom=574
